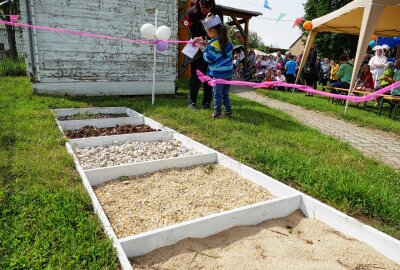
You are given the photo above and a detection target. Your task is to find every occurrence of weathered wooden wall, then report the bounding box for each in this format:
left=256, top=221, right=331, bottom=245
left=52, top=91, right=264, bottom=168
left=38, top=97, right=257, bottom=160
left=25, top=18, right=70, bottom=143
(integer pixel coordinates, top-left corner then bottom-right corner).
left=20, top=0, right=177, bottom=95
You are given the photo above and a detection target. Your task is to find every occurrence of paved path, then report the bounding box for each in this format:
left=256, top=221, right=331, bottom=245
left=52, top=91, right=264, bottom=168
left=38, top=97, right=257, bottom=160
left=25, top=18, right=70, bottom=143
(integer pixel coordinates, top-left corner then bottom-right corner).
left=232, top=88, right=400, bottom=169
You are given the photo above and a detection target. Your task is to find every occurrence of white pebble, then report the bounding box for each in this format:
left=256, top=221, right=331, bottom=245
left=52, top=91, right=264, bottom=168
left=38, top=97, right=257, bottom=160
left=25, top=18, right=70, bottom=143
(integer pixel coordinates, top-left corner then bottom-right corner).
left=75, top=139, right=197, bottom=169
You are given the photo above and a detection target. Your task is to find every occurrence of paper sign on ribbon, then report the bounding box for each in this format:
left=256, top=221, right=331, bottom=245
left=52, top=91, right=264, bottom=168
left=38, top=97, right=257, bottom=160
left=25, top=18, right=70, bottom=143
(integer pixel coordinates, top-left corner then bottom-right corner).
left=182, top=40, right=200, bottom=59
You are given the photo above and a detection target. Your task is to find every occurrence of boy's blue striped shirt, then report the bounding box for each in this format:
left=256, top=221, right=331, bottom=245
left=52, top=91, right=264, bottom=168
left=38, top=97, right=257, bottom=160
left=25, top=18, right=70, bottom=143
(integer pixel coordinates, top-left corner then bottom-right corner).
left=203, top=37, right=233, bottom=79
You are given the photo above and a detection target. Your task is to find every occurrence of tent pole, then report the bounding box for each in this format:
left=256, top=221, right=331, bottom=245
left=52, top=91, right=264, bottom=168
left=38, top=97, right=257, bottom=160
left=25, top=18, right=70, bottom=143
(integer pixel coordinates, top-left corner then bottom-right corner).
left=296, top=31, right=317, bottom=85
left=344, top=3, right=384, bottom=113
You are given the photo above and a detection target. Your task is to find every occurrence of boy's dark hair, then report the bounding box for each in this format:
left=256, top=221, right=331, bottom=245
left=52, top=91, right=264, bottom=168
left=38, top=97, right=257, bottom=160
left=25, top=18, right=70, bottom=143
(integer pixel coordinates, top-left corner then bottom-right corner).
left=196, top=0, right=216, bottom=9
left=339, top=54, right=348, bottom=62
left=289, top=55, right=295, bottom=60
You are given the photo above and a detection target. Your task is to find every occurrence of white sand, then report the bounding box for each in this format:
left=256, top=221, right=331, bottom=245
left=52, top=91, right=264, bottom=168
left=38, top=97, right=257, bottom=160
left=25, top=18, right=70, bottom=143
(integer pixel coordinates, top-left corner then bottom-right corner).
left=132, top=210, right=400, bottom=270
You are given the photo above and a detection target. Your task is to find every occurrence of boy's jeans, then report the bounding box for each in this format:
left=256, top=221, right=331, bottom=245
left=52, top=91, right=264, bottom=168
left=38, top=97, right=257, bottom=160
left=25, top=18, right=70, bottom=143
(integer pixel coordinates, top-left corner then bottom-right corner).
left=213, top=82, right=231, bottom=115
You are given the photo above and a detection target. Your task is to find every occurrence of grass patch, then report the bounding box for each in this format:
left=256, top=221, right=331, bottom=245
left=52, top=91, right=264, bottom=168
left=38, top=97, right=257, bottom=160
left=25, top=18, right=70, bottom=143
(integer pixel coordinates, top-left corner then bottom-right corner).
left=0, top=57, right=26, bottom=76
left=256, top=88, right=400, bottom=135
left=1, top=77, right=399, bottom=268
left=0, top=78, right=117, bottom=269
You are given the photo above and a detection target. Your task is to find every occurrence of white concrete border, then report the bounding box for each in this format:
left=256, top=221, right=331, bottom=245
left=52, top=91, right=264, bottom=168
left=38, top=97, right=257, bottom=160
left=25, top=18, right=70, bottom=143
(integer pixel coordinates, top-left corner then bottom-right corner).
left=120, top=195, right=301, bottom=258
left=57, top=107, right=400, bottom=267
left=53, top=107, right=140, bottom=117
left=65, top=143, right=133, bottom=270
left=69, top=131, right=174, bottom=148
left=59, top=117, right=145, bottom=131
left=300, top=195, right=400, bottom=264
left=85, top=153, right=218, bottom=187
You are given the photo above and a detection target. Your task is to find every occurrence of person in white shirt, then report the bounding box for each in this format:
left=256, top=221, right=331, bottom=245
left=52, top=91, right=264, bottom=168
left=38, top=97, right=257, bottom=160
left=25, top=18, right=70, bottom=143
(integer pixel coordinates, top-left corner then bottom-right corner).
left=369, top=45, right=387, bottom=87
left=267, top=55, right=276, bottom=70
left=274, top=69, right=286, bottom=90
left=258, top=56, right=269, bottom=75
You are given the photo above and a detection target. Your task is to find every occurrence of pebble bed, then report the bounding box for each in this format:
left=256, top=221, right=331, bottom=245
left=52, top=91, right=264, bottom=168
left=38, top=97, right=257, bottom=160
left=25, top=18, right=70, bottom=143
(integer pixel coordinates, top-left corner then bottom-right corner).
left=65, top=125, right=159, bottom=139
left=75, top=139, right=197, bottom=169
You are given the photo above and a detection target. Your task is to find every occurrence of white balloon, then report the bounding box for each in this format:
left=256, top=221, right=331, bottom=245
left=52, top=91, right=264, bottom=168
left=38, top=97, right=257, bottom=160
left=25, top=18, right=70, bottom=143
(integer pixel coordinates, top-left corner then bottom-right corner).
left=141, top=23, right=155, bottom=39
left=155, top=25, right=171, bottom=40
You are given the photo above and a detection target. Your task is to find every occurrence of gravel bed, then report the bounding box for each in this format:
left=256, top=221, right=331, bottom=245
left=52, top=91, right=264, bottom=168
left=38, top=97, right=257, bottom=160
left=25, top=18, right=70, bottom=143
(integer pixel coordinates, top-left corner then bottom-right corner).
left=65, top=125, right=159, bottom=139
left=132, top=210, right=400, bottom=270
left=75, top=139, right=197, bottom=169
left=94, top=165, right=275, bottom=238
left=57, top=113, right=128, bottom=121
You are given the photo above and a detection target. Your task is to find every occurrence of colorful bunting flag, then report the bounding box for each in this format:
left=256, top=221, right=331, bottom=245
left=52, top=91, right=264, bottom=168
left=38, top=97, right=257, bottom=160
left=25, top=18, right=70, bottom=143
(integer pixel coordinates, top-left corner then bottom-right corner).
left=264, top=0, right=272, bottom=10
left=292, top=17, right=303, bottom=28
left=276, top=12, right=287, bottom=23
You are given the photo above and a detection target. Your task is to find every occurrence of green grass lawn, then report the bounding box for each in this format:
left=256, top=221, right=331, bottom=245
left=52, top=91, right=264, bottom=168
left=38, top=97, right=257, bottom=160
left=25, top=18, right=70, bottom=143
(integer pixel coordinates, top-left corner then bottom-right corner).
left=1, top=77, right=400, bottom=269
left=257, top=88, right=400, bottom=135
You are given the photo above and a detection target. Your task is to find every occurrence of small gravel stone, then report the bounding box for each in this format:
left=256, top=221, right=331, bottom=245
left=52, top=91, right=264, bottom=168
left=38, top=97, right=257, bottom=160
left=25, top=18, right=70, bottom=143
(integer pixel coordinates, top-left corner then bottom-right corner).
left=94, top=165, right=275, bottom=238
left=75, top=139, right=197, bottom=169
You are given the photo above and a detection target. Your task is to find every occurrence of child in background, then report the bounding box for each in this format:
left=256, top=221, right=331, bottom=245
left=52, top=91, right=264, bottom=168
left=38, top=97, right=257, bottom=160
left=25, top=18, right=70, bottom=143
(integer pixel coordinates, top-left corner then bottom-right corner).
left=354, top=64, right=374, bottom=91
left=198, top=13, right=233, bottom=118
left=354, top=64, right=374, bottom=107
left=376, top=62, right=394, bottom=88
left=330, top=60, right=339, bottom=83
left=274, top=69, right=286, bottom=90
left=263, top=70, right=273, bottom=82
left=275, top=69, right=286, bottom=82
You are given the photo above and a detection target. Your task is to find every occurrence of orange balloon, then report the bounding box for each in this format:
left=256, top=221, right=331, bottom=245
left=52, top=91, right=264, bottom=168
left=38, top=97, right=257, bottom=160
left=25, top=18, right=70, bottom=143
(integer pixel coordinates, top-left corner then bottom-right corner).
left=303, top=21, right=313, bottom=31
left=372, top=35, right=378, bottom=41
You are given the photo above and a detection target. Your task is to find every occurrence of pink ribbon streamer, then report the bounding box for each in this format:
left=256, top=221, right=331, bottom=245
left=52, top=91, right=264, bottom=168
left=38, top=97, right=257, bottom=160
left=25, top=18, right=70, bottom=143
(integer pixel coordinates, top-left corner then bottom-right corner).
left=196, top=70, right=400, bottom=103
left=0, top=20, right=194, bottom=45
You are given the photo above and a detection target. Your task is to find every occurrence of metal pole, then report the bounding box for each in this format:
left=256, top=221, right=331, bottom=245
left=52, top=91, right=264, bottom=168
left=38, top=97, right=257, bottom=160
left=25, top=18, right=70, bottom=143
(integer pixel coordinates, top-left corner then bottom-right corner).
left=151, top=8, right=158, bottom=105
left=25, top=0, right=37, bottom=78
left=344, top=92, right=350, bottom=113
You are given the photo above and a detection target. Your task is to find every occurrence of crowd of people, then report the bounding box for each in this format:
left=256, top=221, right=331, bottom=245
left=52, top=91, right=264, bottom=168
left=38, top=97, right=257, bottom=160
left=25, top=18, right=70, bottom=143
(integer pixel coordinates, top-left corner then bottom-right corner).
left=184, top=0, right=399, bottom=118
left=235, top=44, right=400, bottom=105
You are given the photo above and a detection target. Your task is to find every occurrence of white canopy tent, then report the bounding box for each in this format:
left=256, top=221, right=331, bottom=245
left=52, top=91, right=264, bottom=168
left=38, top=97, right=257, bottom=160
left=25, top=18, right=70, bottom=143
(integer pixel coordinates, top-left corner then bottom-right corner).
left=254, top=49, right=268, bottom=56
left=296, top=0, right=400, bottom=112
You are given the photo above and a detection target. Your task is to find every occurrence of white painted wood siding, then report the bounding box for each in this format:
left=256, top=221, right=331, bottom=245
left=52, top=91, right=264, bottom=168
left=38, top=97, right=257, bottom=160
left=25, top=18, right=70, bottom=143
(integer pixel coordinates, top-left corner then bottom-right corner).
left=20, top=0, right=177, bottom=95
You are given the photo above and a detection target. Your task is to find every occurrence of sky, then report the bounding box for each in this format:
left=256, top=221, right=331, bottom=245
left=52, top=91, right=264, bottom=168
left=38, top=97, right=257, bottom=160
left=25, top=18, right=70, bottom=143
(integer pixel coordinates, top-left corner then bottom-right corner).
left=216, top=0, right=306, bottom=49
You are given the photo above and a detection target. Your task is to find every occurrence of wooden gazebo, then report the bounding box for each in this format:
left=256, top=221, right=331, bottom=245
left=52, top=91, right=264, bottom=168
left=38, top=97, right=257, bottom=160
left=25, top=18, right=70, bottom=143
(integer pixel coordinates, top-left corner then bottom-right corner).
left=178, top=0, right=262, bottom=77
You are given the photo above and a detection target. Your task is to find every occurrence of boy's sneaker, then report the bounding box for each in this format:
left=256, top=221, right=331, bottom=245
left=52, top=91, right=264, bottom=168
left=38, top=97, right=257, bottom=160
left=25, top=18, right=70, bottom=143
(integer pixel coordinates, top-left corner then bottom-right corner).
left=188, top=103, right=199, bottom=110
left=223, top=112, right=232, bottom=118
left=202, top=103, right=211, bottom=109
left=212, top=113, right=221, bottom=118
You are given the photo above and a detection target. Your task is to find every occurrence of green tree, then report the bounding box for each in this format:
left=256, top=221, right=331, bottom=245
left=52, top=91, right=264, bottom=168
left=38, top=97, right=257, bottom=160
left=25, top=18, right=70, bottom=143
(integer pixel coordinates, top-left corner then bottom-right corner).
left=0, top=0, right=20, bottom=59
left=257, top=44, right=269, bottom=53
left=227, top=23, right=266, bottom=49
left=248, top=30, right=265, bottom=49
left=303, top=0, right=358, bottom=60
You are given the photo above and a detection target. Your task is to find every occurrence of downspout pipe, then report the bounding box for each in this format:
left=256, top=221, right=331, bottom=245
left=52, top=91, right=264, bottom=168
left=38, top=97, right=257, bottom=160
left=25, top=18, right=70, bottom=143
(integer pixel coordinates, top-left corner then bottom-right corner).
left=24, top=0, right=37, bottom=78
